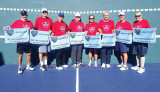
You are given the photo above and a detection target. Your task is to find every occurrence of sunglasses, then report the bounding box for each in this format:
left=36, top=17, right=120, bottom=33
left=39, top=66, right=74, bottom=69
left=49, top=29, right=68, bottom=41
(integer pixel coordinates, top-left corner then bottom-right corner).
left=21, top=14, right=28, bottom=16
left=89, top=18, right=95, bottom=19
left=135, top=15, right=141, bottom=17
left=42, top=11, right=48, bottom=13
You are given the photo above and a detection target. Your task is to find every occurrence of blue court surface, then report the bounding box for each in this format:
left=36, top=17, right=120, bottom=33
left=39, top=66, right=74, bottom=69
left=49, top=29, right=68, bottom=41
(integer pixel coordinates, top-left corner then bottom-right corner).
left=0, top=63, right=160, bottom=92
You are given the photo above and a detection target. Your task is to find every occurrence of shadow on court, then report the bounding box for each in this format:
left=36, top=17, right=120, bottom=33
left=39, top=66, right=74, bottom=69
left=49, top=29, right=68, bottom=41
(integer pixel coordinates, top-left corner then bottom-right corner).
left=0, top=52, right=5, bottom=66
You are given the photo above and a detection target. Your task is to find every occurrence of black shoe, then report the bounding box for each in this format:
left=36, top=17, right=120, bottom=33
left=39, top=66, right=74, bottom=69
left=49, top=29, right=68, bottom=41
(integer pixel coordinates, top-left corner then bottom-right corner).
left=45, top=65, right=53, bottom=68
left=40, top=65, right=47, bottom=71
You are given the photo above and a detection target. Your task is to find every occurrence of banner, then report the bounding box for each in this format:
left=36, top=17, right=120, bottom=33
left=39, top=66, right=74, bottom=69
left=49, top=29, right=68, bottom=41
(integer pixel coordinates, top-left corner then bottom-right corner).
left=69, top=32, right=86, bottom=45
left=50, top=35, right=70, bottom=50
left=30, top=30, right=50, bottom=44
left=115, top=30, right=132, bottom=44
left=5, top=28, right=29, bottom=43
left=84, top=35, right=102, bottom=48
left=101, top=34, right=116, bottom=46
left=133, top=28, right=156, bottom=43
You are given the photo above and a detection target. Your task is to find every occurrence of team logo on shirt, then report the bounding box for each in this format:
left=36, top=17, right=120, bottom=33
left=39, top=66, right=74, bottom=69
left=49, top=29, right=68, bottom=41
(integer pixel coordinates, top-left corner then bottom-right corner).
left=59, top=26, right=65, bottom=32
left=6, top=29, right=14, bottom=36
left=136, top=25, right=141, bottom=28
left=135, top=29, right=141, bottom=35
left=23, top=24, right=30, bottom=28
left=85, top=36, right=90, bottom=41
left=70, top=33, right=76, bottom=38
left=117, top=26, right=123, bottom=30
left=115, top=30, right=120, bottom=36
left=103, top=25, right=110, bottom=31
left=89, top=27, right=95, bottom=33
left=77, top=25, right=82, bottom=31
left=42, top=22, right=49, bottom=28
left=31, top=31, right=38, bottom=37
left=51, top=37, right=57, bottom=43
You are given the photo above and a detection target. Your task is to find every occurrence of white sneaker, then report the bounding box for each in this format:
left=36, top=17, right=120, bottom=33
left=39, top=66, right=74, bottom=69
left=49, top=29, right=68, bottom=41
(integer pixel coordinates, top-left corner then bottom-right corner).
left=117, top=63, right=123, bottom=68
left=62, top=65, right=68, bottom=68
left=88, top=62, right=92, bottom=67
left=40, top=65, right=47, bottom=71
left=18, top=68, right=22, bottom=74
left=106, top=64, right=111, bottom=68
left=131, top=66, right=139, bottom=71
left=120, top=65, right=128, bottom=71
left=94, top=62, right=98, bottom=68
left=26, top=66, right=35, bottom=71
left=137, top=67, right=145, bottom=74
left=56, top=67, right=63, bottom=70
left=101, top=63, right=105, bottom=68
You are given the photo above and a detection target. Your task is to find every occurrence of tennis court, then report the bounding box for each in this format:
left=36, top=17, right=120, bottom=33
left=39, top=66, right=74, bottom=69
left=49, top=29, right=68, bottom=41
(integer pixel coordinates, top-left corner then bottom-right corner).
left=0, top=0, right=160, bottom=92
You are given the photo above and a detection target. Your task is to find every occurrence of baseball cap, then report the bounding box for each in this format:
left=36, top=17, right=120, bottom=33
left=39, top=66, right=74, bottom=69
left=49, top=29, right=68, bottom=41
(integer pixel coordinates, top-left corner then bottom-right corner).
left=21, top=10, right=27, bottom=15
left=41, top=8, right=48, bottom=13
left=58, top=12, right=64, bottom=17
left=119, top=12, right=125, bottom=16
left=75, top=12, right=80, bottom=17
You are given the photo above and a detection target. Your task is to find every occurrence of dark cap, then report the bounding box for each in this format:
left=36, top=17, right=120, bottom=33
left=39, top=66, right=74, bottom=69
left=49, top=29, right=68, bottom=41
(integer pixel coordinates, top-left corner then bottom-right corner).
left=21, top=10, right=27, bottom=15
left=58, top=12, right=64, bottom=17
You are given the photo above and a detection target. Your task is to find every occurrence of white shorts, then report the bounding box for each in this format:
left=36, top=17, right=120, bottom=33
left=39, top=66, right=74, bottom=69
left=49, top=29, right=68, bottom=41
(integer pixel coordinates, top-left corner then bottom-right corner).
left=39, top=43, right=51, bottom=53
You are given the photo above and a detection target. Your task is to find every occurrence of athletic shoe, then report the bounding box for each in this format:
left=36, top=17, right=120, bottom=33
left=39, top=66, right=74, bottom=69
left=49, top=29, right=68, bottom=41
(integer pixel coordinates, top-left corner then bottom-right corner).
left=131, top=66, right=139, bottom=71
left=106, top=64, right=111, bottom=68
left=120, top=65, right=128, bottom=71
left=94, top=62, right=98, bottom=68
left=18, top=68, right=22, bottom=74
left=88, top=62, right=92, bottom=67
left=78, top=62, right=85, bottom=66
left=117, top=63, right=123, bottom=68
left=45, top=65, right=53, bottom=68
left=62, top=65, right=68, bottom=68
left=72, top=64, right=77, bottom=68
left=137, top=67, right=145, bottom=74
left=56, top=66, right=63, bottom=70
left=26, top=66, right=35, bottom=71
left=40, top=65, right=47, bottom=71
left=101, top=63, right=105, bottom=68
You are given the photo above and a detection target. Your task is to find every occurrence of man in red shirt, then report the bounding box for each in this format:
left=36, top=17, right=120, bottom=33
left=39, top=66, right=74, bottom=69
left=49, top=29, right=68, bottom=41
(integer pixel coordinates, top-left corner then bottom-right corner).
left=51, top=12, right=68, bottom=70
left=85, top=15, right=99, bottom=68
left=3, top=10, right=35, bottom=74
left=34, top=8, right=53, bottom=71
left=115, top=12, right=132, bottom=71
left=99, top=11, right=114, bottom=68
left=68, top=12, right=85, bottom=68
left=131, top=12, right=156, bottom=73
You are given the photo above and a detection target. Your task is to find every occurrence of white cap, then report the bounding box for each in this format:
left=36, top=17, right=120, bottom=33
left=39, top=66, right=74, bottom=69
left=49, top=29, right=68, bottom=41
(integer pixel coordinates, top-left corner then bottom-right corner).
left=119, top=12, right=125, bottom=16
left=41, top=8, right=47, bottom=12
left=75, top=12, right=81, bottom=17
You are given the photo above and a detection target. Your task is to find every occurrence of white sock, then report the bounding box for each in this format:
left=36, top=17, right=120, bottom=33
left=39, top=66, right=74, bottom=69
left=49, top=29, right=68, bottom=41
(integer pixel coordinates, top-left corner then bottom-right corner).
left=95, top=61, right=97, bottom=63
left=44, top=60, right=47, bottom=65
left=89, top=61, right=92, bottom=63
left=136, top=56, right=140, bottom=66
left=40, top=61, right=43, bottom=66
left=140, top=56, right=145, bottom=68
left=27, top=65, right=30, bottom=67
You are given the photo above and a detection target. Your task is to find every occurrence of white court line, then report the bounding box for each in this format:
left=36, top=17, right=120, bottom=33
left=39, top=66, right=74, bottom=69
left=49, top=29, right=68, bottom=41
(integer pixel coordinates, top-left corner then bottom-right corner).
left=0, top=7, right=160, bottom=14
left=76, top=66, right=79, bottom=92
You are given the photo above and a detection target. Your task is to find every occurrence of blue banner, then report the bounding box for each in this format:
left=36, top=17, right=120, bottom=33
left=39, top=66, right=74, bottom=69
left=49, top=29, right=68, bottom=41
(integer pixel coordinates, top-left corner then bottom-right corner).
left=30, top=30, right=50, bottom=44
left=84, top=35, right=102, bottom=48
left=101, top=34, right=116, bottom=46
left=69, top=32, right=86, bottom=45
left=50, top=35, right=70, bottom=50
left=133, top=28, right=156, bottom=43
left=115, top=30, right=132, bottom=44
left=5, top=28, right=29, bottom=43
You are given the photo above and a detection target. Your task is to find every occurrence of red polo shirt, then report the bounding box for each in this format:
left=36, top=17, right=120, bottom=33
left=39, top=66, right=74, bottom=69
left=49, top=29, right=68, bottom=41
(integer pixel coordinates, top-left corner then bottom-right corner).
left=85, top=22, right=99, bottom=36
left=68, top=20, right=84, bottom=32
left=52, top=20, right=67, bottom=36
left=133, top=19, right=151, bottom=28
left=99, top=19, right=114, bottom=34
